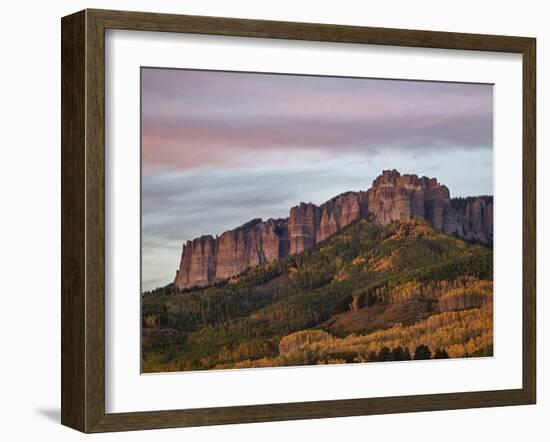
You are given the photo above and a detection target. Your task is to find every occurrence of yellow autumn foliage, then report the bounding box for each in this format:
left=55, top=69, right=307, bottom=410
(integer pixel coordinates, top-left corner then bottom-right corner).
left=300, top=304, right=493, bottom=360
left=438, top=280, right=492, bottom=312
left=279, top=329, right=332, bottom=355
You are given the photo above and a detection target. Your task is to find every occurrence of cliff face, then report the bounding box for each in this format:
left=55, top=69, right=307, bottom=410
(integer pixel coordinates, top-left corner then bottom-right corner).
left=288, top=192, right=369, bottom=254
left=365, top=170, right=493, bottom=244
left=367, top=170, right=455, bottom=232
left=174, top=170, right=493, bottom=289
left=174, top=218, right=289, bottom=289
left=452, top=196, right=494, bottom=245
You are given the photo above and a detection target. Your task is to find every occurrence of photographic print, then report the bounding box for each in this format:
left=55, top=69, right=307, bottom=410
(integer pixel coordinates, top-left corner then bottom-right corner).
left=141, top=68, right=493, bottom=373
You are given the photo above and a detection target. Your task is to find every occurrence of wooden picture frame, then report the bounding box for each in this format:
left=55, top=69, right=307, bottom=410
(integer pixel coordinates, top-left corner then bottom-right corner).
left=61, top=8, right=536, bottom=433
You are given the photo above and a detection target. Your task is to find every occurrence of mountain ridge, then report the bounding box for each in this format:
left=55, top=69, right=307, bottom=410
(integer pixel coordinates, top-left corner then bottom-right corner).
left=174, top=170, right=493, bottom=290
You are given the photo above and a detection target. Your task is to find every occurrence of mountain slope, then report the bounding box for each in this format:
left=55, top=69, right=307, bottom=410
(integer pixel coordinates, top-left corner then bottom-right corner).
left=142, top=217, right=493, bottom=372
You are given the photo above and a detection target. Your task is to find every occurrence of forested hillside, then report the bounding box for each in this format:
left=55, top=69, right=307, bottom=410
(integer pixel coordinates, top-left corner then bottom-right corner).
left=142, top=217, right=493, bottom=372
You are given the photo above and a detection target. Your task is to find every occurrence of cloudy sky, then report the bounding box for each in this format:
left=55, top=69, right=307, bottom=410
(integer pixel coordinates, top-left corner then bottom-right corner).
left=141, top=67, right=493, bottom=291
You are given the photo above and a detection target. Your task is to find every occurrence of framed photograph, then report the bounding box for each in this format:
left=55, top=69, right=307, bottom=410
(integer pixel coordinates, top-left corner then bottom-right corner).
left=61, top=9, right=536, bottom=433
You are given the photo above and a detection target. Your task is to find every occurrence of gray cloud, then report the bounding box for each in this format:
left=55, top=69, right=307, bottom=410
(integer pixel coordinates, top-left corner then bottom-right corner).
left=142, top=68, right=492, bottom=172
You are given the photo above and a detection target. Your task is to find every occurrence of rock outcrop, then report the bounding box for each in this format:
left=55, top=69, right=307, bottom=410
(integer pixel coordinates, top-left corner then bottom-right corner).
left=174, top=170, right=493, bottom=289
left=288, top=192, right=369, bottom=255
left=365, top=170, right=493, bottom=244
left=174, top=218, right=289, bottom=289
left=451, top=196, right=494, bottom=245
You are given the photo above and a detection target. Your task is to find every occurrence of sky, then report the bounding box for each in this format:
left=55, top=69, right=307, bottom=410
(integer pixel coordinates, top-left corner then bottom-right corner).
left=141, top=68, right=493, bottom=291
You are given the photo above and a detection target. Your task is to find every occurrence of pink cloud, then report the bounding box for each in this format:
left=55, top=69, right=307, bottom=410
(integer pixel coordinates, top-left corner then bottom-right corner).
left=141, top=68, right=492, bottom=173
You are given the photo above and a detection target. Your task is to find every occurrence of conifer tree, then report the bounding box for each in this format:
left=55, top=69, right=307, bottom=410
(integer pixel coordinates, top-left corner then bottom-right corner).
left=414, top=344, right=432, bottom=360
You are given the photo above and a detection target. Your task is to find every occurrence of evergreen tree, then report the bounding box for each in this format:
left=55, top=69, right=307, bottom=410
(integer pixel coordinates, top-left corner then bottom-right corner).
left=391, top=346, right=405, bottom=361
left=434, top=348, right=450, bottom=359
left=378, top=346, right=392, bottom=362
left=414, top=344, right=432, bottom=360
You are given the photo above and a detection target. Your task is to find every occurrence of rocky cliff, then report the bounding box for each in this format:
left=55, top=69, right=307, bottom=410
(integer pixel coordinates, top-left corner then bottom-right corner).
left=288, top=192, right=369, bottom=255
left=174, top=218, right=289, bottom=289
left=364, top=170, right=493, bottom=239
left=174, top=170, right=493, bottom=289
